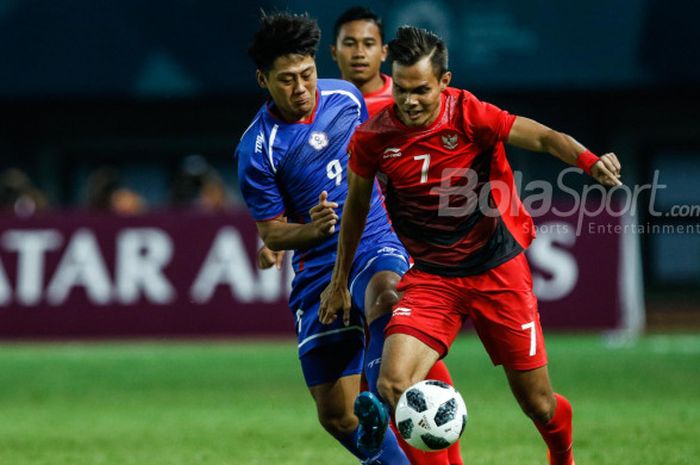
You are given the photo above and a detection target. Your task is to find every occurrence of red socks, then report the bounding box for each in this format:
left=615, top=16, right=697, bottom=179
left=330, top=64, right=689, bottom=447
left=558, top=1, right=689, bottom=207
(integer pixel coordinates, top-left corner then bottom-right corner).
left=390, top=420, right=450, bottom=464
left=534, top=393, right=574, bottom=465
left=426, top=359, right=454, bottom=385
left=425, top=361, right=463, bottom=465
left=446, top=440, right=462, bottom=465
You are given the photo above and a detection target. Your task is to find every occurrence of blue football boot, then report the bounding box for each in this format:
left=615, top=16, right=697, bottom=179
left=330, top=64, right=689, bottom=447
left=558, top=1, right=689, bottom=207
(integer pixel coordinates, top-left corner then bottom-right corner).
left=354, top=391, right=390, bottom=456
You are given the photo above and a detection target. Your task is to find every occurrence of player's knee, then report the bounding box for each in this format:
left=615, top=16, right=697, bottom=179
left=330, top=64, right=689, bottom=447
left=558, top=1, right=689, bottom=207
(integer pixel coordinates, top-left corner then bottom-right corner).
left=318, top=410, right=357, bottom=438
left=366, top=288, right=399, bottom=323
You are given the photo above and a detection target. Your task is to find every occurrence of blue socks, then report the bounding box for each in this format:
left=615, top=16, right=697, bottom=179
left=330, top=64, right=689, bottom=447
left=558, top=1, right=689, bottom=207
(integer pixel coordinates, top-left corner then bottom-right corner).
left=339, top=423, right=409, bottom=465
left=340, top=313, right=409, bottom=464
left=335, top=313, right=408, bottom=464
left=365, top=313, right=392, bottom=397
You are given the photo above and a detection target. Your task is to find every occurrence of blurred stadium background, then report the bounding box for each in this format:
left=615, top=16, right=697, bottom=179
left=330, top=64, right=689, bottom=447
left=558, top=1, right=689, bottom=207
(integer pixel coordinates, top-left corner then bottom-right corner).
left=0, top=1, right=699, bottom=464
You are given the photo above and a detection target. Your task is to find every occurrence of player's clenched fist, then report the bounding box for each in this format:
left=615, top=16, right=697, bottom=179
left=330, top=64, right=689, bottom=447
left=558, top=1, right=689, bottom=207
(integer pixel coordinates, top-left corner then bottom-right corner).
left=319, top=281, right=352, bottom=326
left=309, top=191, right=339, bottom=238
left=591, top=152, right=622, bottom=187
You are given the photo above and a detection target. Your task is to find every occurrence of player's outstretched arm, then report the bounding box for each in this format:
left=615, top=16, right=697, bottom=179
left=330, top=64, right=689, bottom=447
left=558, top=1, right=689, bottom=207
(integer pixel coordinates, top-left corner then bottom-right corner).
left=319, top=169, right=373, bottom=326
left=507, top=116, right=622, bottom=186
left=256, top=191, right=339, bottom=251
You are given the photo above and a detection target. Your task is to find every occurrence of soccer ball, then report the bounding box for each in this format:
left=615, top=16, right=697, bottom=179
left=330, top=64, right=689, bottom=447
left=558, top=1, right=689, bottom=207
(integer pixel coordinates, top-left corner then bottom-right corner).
left=394, top=380, right=468, bottom=451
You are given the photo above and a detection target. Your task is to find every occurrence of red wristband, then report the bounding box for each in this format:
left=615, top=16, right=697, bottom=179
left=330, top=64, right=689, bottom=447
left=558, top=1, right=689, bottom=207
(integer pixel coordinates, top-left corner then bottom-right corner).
left=576, top=150, right=600, bottom=175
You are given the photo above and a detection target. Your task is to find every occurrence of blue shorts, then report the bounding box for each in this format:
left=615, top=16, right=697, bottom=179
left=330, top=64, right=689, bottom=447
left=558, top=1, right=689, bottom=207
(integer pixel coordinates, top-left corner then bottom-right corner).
left=348, top=243, right=409, bottom=313
left=300, top=339, right=365, bottom=387
left=291, top=237, right=409, bottom=386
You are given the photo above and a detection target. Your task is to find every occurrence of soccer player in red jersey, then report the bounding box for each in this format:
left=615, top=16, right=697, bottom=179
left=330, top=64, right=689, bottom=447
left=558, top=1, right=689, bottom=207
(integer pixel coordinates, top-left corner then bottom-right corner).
left=320, top=26, right=622, bottom=465
left=330, top=8, right=463, bottom=465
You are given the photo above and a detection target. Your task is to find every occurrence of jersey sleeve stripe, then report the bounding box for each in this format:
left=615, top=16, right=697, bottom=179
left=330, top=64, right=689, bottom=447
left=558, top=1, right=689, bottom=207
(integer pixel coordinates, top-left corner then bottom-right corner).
left=320, top=89, right=362, bottom=118
left=239, top=114, right=262, bottom=141
left=268, top=123, right=279, bottom=173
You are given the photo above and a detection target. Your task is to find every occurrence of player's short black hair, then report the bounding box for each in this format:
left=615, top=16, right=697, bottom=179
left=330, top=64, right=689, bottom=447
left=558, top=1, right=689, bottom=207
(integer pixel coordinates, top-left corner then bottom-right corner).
left=388, top=26, right=448, bottom=78
left=248, top=12, right=321, bottom=72
left=333, top=6, right=384, bottom=42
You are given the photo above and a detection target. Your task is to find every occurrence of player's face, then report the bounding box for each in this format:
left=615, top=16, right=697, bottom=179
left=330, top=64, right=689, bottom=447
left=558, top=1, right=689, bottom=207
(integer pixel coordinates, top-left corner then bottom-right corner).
left=392, top=56, right=451, bottom=127
left=257, top=54, right=317, bottom=122
left=331, top=20, right=386, bottom=86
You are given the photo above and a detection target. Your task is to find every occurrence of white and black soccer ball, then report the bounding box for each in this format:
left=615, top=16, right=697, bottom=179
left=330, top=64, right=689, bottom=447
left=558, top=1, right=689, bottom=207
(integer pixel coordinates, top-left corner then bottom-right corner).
left=394, top=380, right=468, bottom=451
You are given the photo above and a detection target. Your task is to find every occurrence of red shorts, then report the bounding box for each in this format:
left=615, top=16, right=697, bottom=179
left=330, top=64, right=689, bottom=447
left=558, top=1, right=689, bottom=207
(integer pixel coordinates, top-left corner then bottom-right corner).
left=385, top=253, right=547, bottom=370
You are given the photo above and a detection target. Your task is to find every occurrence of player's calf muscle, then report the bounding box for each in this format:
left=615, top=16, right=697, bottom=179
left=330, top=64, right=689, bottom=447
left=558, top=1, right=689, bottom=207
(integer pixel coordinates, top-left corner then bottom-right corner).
left=318, top=411, right=358, bottom=437
left=506, top=366, right=556, bottom=422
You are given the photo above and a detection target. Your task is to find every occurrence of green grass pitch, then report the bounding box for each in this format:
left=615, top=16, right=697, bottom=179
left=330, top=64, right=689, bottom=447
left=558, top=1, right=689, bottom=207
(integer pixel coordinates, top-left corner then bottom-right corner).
left=0, top=334, right=699, bottom=465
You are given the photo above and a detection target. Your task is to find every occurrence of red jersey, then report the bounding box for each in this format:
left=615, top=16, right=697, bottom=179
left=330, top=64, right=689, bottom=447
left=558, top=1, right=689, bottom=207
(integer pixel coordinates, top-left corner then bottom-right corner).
left=349, top=87, right=535, bottom=276
left=363, top=74, right=393, bottom=116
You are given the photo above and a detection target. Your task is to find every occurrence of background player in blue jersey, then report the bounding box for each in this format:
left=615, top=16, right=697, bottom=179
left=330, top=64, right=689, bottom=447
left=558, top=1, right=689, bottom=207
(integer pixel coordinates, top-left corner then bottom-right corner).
left=235, top=12, right=411, bottom=464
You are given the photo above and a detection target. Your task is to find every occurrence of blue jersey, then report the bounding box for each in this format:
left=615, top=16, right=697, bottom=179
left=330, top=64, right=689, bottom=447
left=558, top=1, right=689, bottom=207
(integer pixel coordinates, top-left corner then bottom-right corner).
left=235, top=79, right=409, bottom=359
left=235, top=79, right=394, bottom=276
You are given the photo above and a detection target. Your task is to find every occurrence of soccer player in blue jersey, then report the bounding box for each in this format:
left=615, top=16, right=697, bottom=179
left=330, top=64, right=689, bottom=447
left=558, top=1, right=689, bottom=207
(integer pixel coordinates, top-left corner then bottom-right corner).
left=235, top=12, right=410, bottom=464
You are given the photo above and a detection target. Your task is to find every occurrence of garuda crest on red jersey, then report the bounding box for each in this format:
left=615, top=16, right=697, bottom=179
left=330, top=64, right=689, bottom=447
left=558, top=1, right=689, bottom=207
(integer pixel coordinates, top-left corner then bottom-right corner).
left=441, top=133, right=459, bottom=150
